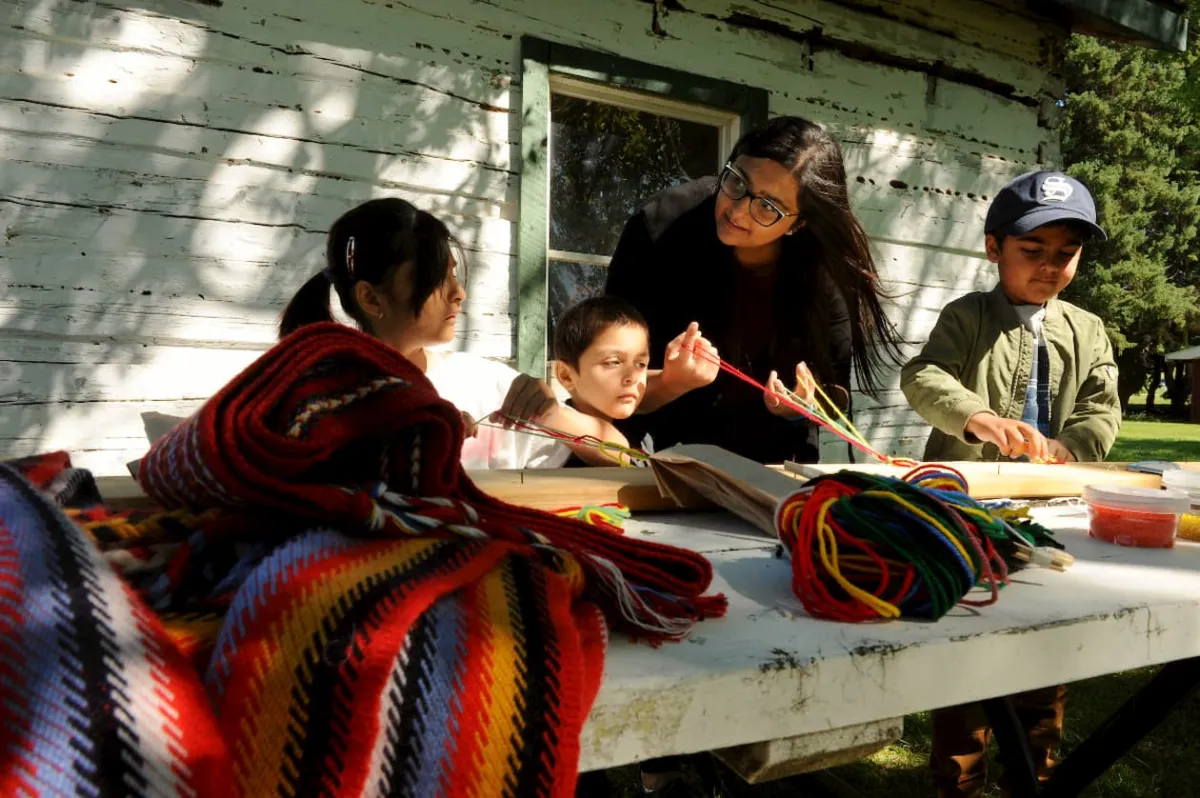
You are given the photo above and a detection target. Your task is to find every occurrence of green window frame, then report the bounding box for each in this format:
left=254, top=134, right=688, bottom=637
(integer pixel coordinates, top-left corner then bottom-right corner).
left=515, top=36, right=769, bottom=376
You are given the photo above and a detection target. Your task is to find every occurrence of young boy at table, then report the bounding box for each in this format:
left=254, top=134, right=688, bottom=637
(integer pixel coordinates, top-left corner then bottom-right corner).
left=550, top=296, right=718, bottom=469
left=901, top=170, right=1121, bottom=797
left=554, top=296, right=715, bottom=797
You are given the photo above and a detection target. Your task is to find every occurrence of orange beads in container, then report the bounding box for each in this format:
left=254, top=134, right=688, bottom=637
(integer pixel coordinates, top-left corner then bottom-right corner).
left=1083, top=485, right=1190, bottom=548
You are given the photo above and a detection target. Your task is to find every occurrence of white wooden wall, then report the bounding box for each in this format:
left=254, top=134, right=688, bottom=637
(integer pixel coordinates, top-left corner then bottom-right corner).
left=0, top=0, right=1066, bottom=474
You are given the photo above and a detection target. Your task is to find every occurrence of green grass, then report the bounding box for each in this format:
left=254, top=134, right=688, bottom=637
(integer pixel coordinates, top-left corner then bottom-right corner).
left=1107, top=418, right=1200, bottom=463
left=823, top=671, right=1200, bottom=798
left=605, top=418, right=1200, bottom=797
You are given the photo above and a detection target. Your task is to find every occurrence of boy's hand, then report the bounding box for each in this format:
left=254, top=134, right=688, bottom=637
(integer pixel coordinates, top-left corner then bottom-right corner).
left=764, top=362, right=817, bottom=419
left=965, top=413, right=1049, bottom=460
left=494, top=374, right=558, bottom=428
left=661, top=322, right=719, bottom=394
left=1047, top=439, right=1076, bottom=463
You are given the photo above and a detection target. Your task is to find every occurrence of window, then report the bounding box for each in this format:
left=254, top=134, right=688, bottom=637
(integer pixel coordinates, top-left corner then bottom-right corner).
left=517, top=38, right=768, bottom=375
left=546, top=78, right=738, bottom=356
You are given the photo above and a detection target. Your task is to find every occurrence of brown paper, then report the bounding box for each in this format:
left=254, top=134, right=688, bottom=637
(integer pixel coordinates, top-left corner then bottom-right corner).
left=649, top=444, right=806, bottom=536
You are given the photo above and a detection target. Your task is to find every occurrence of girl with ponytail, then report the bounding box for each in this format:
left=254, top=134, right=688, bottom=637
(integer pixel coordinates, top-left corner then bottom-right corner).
left=282, top=198, right=627, bottom=468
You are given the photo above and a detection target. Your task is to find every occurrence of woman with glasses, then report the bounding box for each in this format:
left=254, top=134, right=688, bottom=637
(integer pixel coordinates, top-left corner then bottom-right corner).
left=605, top=115, right=902, bottom=470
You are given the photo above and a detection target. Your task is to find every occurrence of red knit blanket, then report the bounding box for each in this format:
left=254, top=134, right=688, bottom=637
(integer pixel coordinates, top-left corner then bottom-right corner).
left=112, top=321, right=725, bottom=795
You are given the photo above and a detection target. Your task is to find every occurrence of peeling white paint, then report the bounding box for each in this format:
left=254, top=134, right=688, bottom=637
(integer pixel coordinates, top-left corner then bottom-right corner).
left=0, top=0, right=1067, bottom=473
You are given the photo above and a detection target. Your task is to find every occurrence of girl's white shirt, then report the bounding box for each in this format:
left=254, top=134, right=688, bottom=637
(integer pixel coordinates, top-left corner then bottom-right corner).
left=423, top=348, right=570, bottom=470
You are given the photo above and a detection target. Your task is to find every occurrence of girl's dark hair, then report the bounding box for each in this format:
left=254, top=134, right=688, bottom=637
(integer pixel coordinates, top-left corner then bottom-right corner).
left=279, top=198, right=460, bottom=338
left=729, top=116, right=903, bottom=396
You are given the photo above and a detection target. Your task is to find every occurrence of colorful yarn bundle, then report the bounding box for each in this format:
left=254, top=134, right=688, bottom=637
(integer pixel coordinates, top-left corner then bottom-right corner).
left=554, top=502, right=633, bottom=532
left=0, top=323, right=727, bottom=798
left=775, top=465, right=1070, bottom=622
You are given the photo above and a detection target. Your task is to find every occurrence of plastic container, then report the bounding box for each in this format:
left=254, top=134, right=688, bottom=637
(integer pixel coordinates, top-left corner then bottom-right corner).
left=1082, top=484, right=1190, bottom=548
left=1161, top=470, right=1200, bottom=543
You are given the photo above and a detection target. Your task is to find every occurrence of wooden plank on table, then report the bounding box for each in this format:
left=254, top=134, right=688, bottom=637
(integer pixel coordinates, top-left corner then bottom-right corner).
left=473, top=468, right=686, bottom=512
left=784, top=461, right=1177, bottom=499
left=95, top=467, right=696, bottom=512
left=92, top=462, right=1199, bottom=511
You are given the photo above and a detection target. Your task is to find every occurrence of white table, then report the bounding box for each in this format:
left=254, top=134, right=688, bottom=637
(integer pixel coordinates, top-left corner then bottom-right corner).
left=580, top=505, right=1200, bottom=790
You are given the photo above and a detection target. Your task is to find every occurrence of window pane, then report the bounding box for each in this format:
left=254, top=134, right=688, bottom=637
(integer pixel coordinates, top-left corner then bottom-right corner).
left=547, top=259, right=607, bottom=352
left=549, top=93, right=720, bottom=256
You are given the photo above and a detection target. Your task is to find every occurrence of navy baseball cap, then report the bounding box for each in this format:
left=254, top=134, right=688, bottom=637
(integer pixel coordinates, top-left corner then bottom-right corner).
left=984, top=170, right=1107, bottom=242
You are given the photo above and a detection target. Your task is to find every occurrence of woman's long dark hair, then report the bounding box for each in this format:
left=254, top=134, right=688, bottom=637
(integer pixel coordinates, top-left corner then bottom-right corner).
left=729, top=116, right=903, bottom=396
left=279, top=198, right=459, bottom=337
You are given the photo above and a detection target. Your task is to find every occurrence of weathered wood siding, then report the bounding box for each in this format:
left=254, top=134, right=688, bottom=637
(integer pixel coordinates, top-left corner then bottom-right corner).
left=0, top=0, right=1067, bottom=473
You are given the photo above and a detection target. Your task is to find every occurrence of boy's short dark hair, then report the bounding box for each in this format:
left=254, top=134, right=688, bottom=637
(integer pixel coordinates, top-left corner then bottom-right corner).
left=990, top=218, right=1096, bottom=249
left=554, top=296, right=648, bottom=369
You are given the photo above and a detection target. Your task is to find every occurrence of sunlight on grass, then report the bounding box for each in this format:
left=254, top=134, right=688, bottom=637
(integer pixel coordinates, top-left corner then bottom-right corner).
left=1109, top=419, right=1200, bottom=462
left=867, top=744, right=925, bottom=770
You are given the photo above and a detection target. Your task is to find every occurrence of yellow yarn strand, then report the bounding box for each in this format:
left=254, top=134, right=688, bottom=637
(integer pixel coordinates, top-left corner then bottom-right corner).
left=814, top=497, right=902, bottom=619
left=774, top=380, right=875, bottom=453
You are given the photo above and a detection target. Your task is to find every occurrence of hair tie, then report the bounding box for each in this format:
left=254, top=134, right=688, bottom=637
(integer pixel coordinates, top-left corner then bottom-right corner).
left=345, top=236, right=357, bottom=279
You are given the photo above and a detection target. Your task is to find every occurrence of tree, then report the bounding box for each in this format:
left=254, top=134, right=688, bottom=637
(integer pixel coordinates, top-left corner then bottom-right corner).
left=1059, top=16, right=1200, bottom=413
left=545, top=96, right=720, bottom=341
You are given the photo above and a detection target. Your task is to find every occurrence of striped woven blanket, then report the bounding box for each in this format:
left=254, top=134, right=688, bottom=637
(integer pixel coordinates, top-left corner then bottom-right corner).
left=0, top=323, right=725, bottom=797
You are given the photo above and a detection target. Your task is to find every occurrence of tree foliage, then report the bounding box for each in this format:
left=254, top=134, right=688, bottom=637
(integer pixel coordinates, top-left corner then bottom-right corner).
left=1059, top=12, right=1200, bottom=409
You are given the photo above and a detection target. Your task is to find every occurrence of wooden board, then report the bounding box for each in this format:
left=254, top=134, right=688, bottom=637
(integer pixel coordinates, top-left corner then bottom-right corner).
left=93, top=462, right=1200, bottom=513
left=471, top=468, right=684, bottom=512
left=94, top=467, right=694, bottom=513
left=783, top=460, right=1200, bottom=499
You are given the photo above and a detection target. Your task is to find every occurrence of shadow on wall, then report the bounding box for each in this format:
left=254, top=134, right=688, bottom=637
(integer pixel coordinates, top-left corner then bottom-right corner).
left=0, top=0, right=520, bottom=472
left=824, top=126, right=1037, bottom=461
left=0, top=0, right=1048, bottom=471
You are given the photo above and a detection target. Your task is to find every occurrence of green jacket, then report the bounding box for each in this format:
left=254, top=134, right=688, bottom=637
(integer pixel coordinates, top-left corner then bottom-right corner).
left=900, top=286, right=1121, bottom=462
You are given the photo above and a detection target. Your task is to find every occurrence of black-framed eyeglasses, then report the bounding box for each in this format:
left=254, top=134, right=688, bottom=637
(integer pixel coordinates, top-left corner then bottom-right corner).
left=717, top=163, right=801, bottom=228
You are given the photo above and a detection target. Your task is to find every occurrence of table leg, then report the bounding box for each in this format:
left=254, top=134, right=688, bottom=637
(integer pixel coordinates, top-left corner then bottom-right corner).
left=1041, top=656, right=1200, bottom=797
left=981, top=696, right=1040, bottom=798
left=983, top=657, right=1200, bottom=798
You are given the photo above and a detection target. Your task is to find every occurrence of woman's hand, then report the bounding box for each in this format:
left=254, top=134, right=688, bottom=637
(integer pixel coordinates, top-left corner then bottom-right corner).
left=965, top=412, right=1050, bottom=460
left=764, top=362, right=817, bottom=419
left=494, top=374, right=558, bottom=427
left=660, top=322, right=720, bottom=395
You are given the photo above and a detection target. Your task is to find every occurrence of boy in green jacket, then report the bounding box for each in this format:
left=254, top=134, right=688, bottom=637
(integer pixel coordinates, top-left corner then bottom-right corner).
left=901, top=170, right=1121, bottom=797
left=903, top=170, right=1120, bottom=464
